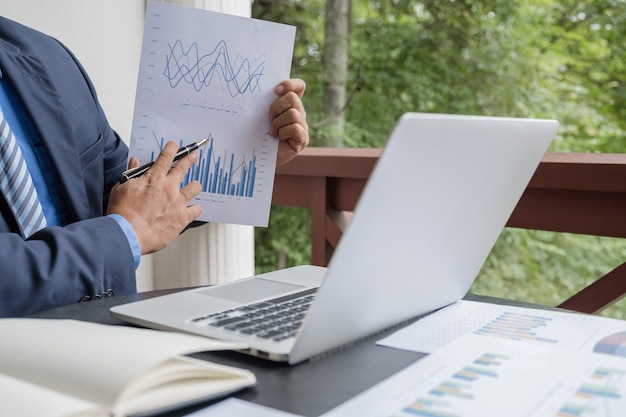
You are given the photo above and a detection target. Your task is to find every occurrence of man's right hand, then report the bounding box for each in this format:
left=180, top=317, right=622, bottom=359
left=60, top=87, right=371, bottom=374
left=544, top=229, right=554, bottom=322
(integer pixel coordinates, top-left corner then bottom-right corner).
left=106, top=141, right=203, bottom=254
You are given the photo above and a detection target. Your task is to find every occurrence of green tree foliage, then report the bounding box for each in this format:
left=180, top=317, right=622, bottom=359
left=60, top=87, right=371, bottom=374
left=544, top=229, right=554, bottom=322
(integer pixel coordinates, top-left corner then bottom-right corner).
left=253, top=1, right=626, bottom=317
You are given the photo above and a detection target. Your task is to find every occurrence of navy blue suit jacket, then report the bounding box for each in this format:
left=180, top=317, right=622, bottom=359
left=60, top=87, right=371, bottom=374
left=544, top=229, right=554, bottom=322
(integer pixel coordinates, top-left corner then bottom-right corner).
left=0, top=17, right=136, bottom=316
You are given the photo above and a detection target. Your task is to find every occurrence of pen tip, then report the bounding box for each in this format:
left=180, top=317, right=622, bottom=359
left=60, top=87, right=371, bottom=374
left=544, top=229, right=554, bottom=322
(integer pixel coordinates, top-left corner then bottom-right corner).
left=198, top=137, right=209, bottom=146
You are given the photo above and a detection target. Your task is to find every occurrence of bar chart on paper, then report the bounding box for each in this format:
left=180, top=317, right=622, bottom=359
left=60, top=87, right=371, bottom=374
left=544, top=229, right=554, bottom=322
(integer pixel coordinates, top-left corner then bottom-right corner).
left=186, top=135, right=258, bottom=197
left=390, top=355, right=626, bottom=417
left=322, top=334, right=626, bottom=417
left=141, top=134, right=260, bottom=198
left=472, top=310, right=560, bottom=344
left=128, top=1, right=295, bottom=226
left=398, top=352, right=507, bottom=417
left=556, top=366, right=626, bottom=417
left=377, top=300, right=626, bottom=357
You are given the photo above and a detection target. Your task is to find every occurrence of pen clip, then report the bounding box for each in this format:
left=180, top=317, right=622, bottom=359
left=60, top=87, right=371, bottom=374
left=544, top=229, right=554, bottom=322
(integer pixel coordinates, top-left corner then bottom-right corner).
left=119, top=170, right=133, bottom=184
left=119, top=165, right=146, bottom=183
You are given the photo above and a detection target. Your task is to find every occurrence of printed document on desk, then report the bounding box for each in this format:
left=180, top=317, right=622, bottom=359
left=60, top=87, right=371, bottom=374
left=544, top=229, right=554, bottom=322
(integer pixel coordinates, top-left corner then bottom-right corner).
left=324, top=333, right=626, bottom=417
left=129, top=1, right=296, bottom=226
left=377, top=300, right=626, bottom=356
left=187, top=398, right=303, bottom=417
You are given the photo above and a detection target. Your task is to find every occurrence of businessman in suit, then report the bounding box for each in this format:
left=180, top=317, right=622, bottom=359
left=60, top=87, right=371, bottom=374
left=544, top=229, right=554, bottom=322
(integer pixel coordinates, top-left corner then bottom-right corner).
left=0, top=16, right=309, bottom=317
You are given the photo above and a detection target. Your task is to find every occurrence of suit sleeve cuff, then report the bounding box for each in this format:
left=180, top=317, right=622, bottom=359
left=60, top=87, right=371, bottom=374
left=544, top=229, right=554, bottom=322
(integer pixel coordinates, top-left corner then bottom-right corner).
left=107, top=214, right=141, bottom=269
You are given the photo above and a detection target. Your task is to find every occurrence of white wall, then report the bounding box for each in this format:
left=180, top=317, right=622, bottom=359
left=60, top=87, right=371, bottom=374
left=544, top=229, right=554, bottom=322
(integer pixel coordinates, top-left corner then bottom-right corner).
left=0, top=0, right=145, bottom=141
left=0, top=0, right=255, bottom=291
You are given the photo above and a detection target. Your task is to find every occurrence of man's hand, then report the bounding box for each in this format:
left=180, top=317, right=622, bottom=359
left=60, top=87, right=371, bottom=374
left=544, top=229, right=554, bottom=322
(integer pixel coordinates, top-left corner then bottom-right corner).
left=107, top=141, right=202, bottom=254
left=270, top=78, right=309, bottom=167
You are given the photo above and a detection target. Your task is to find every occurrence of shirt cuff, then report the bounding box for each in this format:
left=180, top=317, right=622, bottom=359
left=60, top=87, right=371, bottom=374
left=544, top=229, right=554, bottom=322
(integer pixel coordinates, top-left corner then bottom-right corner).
left=107, top=214, right=141, bottom=269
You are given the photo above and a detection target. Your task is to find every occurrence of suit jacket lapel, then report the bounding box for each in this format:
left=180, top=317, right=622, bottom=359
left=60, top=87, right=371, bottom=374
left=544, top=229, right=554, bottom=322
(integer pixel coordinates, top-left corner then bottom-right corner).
left=0, top=45, right=91, bottom=223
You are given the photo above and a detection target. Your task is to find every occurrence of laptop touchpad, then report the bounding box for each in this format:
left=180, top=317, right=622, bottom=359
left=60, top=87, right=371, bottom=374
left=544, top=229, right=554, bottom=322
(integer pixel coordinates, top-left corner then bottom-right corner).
left=197, top=278, right=305, bottom=304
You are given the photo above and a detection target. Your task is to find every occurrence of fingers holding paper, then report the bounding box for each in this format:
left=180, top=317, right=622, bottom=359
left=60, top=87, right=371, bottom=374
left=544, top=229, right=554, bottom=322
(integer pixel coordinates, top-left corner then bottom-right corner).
left=270, top=78, right=309, bottom=167
left=107, top=141, right=202, bottom=254
left=108, top=78, right=309, bottom=248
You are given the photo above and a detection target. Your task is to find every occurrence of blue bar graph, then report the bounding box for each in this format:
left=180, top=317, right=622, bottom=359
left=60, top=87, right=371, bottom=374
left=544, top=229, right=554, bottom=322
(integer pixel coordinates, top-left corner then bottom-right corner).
left=473, top=311, right=558, bottom=344
left=149, top=134, right=257, bottom=198
left=403, top=397, right=459, bottom=417
left=185, top=135, right=257, bottom=197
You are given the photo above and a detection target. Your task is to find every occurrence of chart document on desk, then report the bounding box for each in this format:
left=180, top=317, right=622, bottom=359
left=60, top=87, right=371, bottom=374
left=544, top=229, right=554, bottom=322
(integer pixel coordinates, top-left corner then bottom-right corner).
left=129, top=0, right=295, bottom=226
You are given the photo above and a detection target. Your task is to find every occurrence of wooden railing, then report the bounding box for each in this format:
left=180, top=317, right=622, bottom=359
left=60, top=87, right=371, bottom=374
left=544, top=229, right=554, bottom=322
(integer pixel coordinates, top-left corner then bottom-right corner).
left=272, top=148, right=626, bottom=315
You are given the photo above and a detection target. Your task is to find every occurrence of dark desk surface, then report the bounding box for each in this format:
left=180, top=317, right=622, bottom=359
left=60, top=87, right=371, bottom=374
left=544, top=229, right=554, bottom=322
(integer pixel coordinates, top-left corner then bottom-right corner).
left=31, top=290, right=558, bottom=417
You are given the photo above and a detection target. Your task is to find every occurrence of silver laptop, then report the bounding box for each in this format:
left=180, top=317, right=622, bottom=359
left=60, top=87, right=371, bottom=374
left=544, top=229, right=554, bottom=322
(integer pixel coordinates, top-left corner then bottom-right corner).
left=111, top=113, right=558, bottom=364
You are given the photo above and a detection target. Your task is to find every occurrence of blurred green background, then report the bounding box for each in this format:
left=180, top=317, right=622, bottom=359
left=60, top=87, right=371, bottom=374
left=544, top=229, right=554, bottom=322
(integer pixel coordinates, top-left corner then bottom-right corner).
left=252, top=0, right=626, bottom=318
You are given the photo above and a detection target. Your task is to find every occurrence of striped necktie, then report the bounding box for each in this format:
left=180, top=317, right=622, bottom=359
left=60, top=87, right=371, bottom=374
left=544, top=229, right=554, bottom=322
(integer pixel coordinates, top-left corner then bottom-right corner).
left=0, top=107, right=46, bottom=237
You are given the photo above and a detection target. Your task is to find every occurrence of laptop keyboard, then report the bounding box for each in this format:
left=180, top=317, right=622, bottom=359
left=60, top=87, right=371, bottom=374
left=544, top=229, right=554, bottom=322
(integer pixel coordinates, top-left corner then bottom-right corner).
left=190, top=288, right=317, bottom=342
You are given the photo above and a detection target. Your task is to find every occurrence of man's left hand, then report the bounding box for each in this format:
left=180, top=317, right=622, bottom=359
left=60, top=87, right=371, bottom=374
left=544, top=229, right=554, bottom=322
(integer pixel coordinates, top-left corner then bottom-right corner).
left=269, top=78, right=309, bottom=167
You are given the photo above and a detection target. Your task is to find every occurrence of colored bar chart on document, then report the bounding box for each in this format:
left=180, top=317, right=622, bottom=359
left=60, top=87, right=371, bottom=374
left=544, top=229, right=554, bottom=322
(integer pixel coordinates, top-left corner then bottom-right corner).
left=323, top=334, right=626, bottom=417
left=377, top=300, right=626, bottom=357
left=128, top=1, right=295, bottom=226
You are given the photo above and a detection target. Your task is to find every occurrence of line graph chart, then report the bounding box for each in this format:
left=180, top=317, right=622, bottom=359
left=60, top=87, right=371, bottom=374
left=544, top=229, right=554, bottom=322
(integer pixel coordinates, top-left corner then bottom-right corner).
left=164, top=39, right=265, bottom=95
